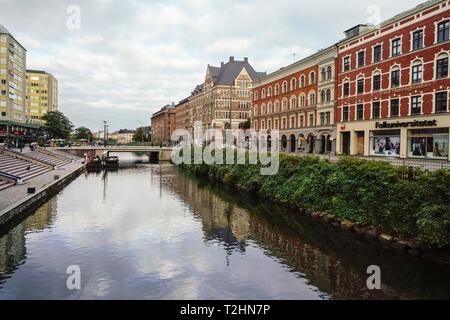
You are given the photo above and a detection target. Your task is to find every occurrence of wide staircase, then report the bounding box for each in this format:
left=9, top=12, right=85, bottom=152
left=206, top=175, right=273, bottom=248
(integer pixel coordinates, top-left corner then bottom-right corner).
left=46, top=148, right=81, bottom=161
left=23, top=150, right=71, bottom=168
left=0, top=154, right=52, bottom=191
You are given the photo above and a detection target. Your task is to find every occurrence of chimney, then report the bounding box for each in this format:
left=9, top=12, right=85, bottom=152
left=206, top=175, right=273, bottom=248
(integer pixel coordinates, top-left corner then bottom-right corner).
left=244, top=57, right=248, bottom=63
left=229, top=56, right=234, bottom=62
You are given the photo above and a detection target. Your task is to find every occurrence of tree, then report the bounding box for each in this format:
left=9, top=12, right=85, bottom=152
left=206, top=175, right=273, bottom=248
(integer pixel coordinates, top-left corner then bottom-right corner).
left=41, top=111, right=73, bottom=140
left=133, top=128, right=144, bottom=142
left=74, top=126, right=94, bottom=141
left=239, top=119, right=251, bottom=129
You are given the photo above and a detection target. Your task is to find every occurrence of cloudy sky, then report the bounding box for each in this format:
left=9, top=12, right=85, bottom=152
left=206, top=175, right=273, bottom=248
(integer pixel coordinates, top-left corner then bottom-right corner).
left=0, top=0, right=424, bottom=132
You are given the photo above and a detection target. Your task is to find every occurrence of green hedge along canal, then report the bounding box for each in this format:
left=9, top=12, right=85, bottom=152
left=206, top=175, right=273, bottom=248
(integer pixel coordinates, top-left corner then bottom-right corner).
left=1, top=153, right=450, bottom=299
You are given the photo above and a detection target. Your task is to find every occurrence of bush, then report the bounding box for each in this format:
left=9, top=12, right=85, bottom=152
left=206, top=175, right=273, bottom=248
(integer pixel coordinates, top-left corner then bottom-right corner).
left=183, top=151, right=450, bottom=248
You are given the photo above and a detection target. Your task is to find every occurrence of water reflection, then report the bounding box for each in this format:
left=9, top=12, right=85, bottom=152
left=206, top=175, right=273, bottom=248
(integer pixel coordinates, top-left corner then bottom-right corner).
left=0, top=160, right=449, bottom=299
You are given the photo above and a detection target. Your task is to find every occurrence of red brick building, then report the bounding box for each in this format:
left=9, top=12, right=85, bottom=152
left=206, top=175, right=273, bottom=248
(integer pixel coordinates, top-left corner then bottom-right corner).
left=175, top=98, right=188, bottom=131
left=335, top=0, right=450, bottom=160
left=151, top=104, right=176, bottom=145
left=252, top=46, right=337, bottom=154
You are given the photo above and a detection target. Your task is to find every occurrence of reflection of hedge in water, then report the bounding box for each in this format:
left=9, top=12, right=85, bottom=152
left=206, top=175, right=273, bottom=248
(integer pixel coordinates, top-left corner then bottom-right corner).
left=183, top=152, right=450, bottom=248
left=178, top=168, right=450, bottom=299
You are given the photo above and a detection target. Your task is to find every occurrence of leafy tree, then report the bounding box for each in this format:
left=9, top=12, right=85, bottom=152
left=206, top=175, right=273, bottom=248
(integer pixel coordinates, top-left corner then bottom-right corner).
left=41, top=111, right=73, bottom=140
left=74, top=126, right=94, bottom=141
left=239, top=119, right=251, bottom=129
left=133, top=128, right=144, bottom=142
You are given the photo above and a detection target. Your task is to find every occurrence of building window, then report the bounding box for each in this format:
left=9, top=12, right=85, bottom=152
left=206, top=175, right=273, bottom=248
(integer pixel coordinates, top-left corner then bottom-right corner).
left=291, top=78, right=296, bottom=91
left=321, top=68, right=326, bottom=81
left=309, top=92, right=316, bottom=105
left=299, top=115, right=304, bottom=128
left=357, top=104, right=364, bottom=120
left=310, top=72, right=316, bottom=85
left=342, top=107, right=349, bottom=122
left=436, top=92, right=448, bottom=113
left=309, top=114, right=314, bottom=127
left=391, top=69, right=400, bottom=87
left=275, top=84, right=279, bottom=95
left=412, top=62, right=423, bottom=83
left=373, top=74, right=381, bottom=91
left=343, top=82, right=350, bottom=96
left=344, top=57, right=350, bottom=71
left=290, top=96, right=297, bottom=109
left=326, top=89, right=331, bottom=102
left=321, top=90, right=325, bottom=103
left=358, top=51, right=365, bottom=67
left=300, top=75, right=305, bottom=88
left=437, top=57, right=448, bottom=78
left=282, top=81, right=287, bottom=93
left=357, top=78, right=364, bottom=94
left=438, top=20, right=449, bottom=43
left=391, top=99, right=399, bottom=117
left=326, top=112, right=330, bottom=125
left=373, top=45, right=382, bottom=63
left=372, top=102, right=381, bottom=118
left=327, top=66, right=332, bottom=79
left=320, top=112, right=325, bottom=126
left=412, top=30, right=423, bottom=50
left=392, top=38, right=401, bottom=57
left=411, top=96, right=422, bottom=115
left=290, top=117, right=295, bottom=128
left=408, top=128, right=449, bottom=159
left=299, top=95, right=305, bottom=107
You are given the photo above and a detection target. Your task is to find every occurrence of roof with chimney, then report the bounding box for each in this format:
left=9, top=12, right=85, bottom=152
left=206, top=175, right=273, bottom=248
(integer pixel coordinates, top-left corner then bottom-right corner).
left=207, top=56, right=266, bottom=86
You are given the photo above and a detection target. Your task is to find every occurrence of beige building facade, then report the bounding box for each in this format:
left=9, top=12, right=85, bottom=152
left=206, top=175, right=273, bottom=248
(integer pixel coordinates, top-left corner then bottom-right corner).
left=186, top=57, right=266, bottom=141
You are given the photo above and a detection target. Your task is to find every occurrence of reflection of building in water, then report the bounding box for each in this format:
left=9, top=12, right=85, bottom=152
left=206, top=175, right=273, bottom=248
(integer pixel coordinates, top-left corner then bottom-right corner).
left=23, top=197, right=57, bottom=231
left=0, top=197, right=56, bottom=283
left=159, top=167, right=250, bottom=249
left=0, top=223, right=26, bottom=282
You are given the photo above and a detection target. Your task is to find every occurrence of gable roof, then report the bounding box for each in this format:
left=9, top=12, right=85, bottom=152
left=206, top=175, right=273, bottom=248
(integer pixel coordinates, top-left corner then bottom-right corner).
left=208, top=59, right=266, bottom=86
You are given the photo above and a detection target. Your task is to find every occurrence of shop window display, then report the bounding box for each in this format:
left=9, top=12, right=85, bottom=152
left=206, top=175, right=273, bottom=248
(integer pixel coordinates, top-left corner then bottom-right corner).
left=370, top=130, right=400, bottom=157
left=408, top=128, right=449, bottom=159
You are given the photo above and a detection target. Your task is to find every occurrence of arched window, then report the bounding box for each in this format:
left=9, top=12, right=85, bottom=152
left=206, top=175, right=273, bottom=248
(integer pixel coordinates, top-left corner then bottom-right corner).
left=411, top=59, right=423, bottom=84
left=327, top=66, right=332, bottom=79
left=309, top=91, right=316, bottom=105
left=274, top=100, right=280, bottom=112
left=326, top=89, right=331, bottom=102
left=310, top=72, right=316, bottom=85
left=268, top=86, right=272, bottom=97
left=282, top=81, right=288, bottom=93
left=291, top=78, right=297, bottom=91
left=261, top=103, right=266, bottom=115
left=390, top=65, right=401, bottom=88
left=300, top=75, right=305, bottom=88
left=320, top=90, right=325, bottom=103
left=282, top=99, right=288, bottom=111
left=254, top=91, right=258, bottom=101
left=261, top=88, right=266, bottom=99
left=321, top=68, right=326, bottom=81
left=254, top=105, right=258, bottom=116
left=275, top=84, right=280, bottom=95
left=290, top=96, right=297, bottom=109
left=299, top=94, right=306, bottom=107
left=436, top=52, right=449, bottom=79
left=267, top=102, right=272, bottom=114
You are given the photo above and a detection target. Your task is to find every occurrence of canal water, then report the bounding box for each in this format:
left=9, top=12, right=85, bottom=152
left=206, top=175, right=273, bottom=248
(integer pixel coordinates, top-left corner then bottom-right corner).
left=1, top=153, right=450, bottom=299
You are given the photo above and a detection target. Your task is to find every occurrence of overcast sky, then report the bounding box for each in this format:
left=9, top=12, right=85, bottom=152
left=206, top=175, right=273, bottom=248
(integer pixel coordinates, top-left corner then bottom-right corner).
left=0, top=0, right=425, bottom=132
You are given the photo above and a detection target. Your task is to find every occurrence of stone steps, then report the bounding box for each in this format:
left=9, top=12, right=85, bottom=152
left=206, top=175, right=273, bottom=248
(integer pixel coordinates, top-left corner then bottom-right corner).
left=0, top=154, right=52, bottom=183
left=0, top=180, right=14, bottom=191
left=24, top=151, right=71, bottom=168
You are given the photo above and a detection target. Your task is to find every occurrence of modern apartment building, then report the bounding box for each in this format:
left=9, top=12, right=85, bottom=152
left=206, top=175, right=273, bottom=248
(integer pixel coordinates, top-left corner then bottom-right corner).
left=335, top=0, right=450, bottom=160
left=186, top=57, right=266, bottom=138
left=26, top=69, right=58, bottom=124
left=0, top=24, right=30, bottom=142
left=251, top=46, right=337, bottom=154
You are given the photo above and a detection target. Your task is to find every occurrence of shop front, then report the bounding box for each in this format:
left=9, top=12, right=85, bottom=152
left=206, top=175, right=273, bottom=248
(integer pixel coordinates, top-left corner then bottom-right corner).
left=336, top=115, right=450, bottom=161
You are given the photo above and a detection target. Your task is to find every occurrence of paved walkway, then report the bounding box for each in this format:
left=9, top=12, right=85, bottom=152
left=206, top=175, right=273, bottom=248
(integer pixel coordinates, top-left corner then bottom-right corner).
left=0, top=159, right=85, bottom=213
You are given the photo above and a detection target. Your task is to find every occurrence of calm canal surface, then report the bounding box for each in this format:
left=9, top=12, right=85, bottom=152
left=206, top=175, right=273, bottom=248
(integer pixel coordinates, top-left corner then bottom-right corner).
left=1, top=153, right=450, bottom=300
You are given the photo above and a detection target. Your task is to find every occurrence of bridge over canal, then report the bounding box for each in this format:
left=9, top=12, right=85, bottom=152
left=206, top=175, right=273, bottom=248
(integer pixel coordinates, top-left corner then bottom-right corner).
left=52, top=146, right=173, bottom=162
